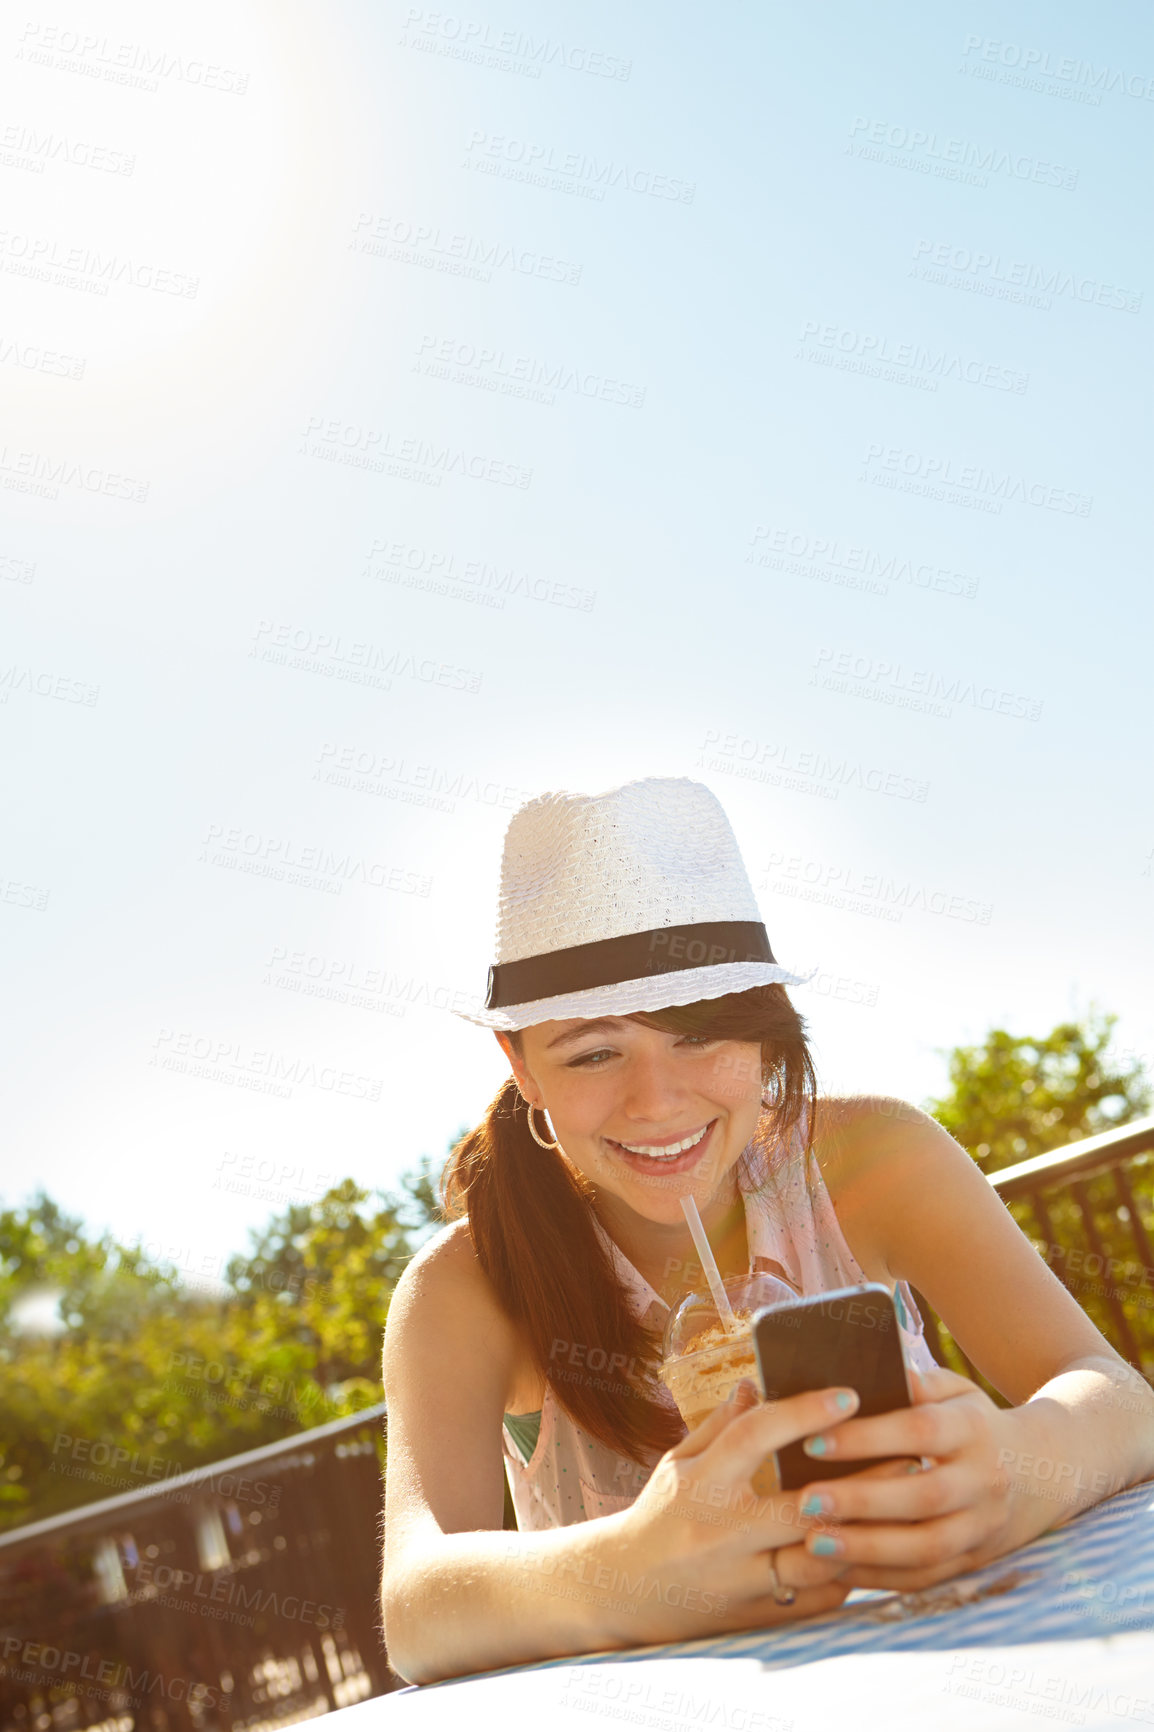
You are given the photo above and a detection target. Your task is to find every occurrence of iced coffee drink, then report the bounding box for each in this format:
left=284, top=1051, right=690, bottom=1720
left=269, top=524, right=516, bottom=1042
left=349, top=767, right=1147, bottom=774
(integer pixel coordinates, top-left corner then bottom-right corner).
left=659, top=1271, right=796, bottom=1430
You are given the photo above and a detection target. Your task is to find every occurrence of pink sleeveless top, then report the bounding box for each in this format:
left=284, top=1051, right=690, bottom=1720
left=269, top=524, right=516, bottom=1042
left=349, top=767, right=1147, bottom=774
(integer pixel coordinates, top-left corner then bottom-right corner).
left=500, top=1112, right=939, bottom=1530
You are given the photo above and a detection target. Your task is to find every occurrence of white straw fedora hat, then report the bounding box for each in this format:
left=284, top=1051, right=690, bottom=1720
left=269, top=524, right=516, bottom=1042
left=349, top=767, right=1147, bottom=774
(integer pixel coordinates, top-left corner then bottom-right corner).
left=453, top=776, right=813, bottom=1031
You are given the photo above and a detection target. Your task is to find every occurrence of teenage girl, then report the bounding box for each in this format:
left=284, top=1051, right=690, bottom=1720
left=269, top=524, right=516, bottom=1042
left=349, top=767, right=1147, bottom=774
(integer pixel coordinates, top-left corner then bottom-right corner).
left=381, top=778, right=1154, bottom=1683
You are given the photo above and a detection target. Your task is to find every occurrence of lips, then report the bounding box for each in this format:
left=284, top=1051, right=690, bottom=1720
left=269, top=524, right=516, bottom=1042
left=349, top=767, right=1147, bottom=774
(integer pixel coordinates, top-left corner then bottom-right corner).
left=607, top=1119, right=718, bottom=1177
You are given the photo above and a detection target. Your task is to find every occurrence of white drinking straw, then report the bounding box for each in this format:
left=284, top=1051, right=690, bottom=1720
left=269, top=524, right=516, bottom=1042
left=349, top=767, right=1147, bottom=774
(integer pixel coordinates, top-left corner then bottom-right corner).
left=680, top=1194, right=740, bottom=1334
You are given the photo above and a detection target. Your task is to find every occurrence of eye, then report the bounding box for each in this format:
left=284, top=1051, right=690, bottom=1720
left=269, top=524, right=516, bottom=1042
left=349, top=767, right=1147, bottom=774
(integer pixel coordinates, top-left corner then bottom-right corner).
left=678, top=1035, right=717, bottom=1049
left=567, top=1048, right=616, bottom=1069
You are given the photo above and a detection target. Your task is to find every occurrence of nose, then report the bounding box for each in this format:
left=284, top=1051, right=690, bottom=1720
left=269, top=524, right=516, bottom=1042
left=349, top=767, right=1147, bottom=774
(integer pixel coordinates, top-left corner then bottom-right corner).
left=620, top=1045, right=695, bottom=1129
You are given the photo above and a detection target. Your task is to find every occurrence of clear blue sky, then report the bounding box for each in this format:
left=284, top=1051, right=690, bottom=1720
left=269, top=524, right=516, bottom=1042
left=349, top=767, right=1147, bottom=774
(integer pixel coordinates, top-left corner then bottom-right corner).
left=4, top=0, right=1151, bottom=1279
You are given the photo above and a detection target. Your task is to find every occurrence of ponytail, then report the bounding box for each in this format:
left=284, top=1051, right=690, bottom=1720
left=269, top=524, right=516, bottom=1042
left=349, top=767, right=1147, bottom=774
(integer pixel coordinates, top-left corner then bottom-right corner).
left=442, top=1077, right=683, bottom=1462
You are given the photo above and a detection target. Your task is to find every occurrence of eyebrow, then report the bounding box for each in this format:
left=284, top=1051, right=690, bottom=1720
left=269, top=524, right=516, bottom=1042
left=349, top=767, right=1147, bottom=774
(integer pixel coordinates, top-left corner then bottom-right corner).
left=545, top=1019, right=631, bottom=1052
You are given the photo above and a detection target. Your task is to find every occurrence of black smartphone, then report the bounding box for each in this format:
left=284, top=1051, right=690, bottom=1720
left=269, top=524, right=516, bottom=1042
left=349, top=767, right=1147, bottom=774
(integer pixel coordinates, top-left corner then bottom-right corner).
left=751, top=1283, right=913, bottom=1490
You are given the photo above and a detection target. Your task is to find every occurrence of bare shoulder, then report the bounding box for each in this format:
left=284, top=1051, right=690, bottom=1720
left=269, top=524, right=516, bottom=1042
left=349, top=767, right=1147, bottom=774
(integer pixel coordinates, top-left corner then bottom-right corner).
left=811, top=1099, right=1116, bottom=1400
left=814, top=1090, right=940, bottom=1132
left=812, top=1092, right=953, bottom=1170
left=809, top=1094, right=971, bottom=1283
left=385, top=1217, right=508, bottom=1351
left=388, top=1214, right=482, bottom=1302
left=383, top=1217, right=526, bottom=1406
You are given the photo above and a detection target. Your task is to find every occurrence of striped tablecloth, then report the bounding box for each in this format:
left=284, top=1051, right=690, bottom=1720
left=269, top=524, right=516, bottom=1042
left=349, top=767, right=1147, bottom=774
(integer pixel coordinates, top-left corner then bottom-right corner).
left=365, top=1482, right=1154, bottom=1729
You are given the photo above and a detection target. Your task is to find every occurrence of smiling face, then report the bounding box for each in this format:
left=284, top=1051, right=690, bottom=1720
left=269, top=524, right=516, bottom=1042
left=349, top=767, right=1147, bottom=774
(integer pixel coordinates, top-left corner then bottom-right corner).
left=497, top=1014, right=766, bottom=1230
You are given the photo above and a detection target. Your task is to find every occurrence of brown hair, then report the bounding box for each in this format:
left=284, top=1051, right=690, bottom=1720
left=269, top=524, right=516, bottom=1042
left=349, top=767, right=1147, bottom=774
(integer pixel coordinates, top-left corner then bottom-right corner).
left=441, top=985, right=816, bottom=1464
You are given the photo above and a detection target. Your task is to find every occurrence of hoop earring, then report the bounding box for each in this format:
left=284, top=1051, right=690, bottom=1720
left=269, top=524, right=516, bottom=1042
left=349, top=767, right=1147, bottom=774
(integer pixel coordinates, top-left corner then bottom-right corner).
left=761, top=1085, right=773, bottom=1108
left=526, top=1103, right=560, bottom=1150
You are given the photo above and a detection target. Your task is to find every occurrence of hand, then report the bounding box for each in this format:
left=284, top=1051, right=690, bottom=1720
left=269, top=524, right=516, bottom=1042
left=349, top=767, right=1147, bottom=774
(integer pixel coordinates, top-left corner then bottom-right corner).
left=601, top=1381, right=859, bottom=1646
left=793, top=1366, right=1018, bottom=1590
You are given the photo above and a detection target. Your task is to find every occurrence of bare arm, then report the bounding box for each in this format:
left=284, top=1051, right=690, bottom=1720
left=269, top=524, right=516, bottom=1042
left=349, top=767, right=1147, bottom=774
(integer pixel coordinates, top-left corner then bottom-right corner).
left=816, top=1096, right=1141, bottom=1402
left=798, top=1098, right=1154, bottom=1582
left=381, top=1222, right=620, bottom=1681
left=883, top=1102, right=1154, bottom=1527
left=381, top=1221, right=851, bottom=1682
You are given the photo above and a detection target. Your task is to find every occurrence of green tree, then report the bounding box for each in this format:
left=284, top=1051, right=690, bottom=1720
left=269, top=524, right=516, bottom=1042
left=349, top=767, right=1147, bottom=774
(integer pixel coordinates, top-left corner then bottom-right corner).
left=0, top=1155, right=449, bottom=1531
left=928, top=1010, right=1151, bottom=1174
left=0, top=1193, right=111, bottom=1335
left=224, top=1176, right=424, bottom=1422
left=926, top=1011, right=1154, bottom=1379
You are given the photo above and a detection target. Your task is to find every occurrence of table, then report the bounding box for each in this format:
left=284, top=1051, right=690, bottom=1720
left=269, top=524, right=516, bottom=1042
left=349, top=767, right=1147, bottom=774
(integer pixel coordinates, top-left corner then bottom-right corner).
left=361, top=1483, right=1154, bottom=1729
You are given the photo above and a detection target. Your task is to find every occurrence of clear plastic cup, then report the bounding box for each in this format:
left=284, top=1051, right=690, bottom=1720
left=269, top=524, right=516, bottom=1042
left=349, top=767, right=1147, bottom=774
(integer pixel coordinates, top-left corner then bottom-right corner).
left=659, top=1271, right=797, bottom=1430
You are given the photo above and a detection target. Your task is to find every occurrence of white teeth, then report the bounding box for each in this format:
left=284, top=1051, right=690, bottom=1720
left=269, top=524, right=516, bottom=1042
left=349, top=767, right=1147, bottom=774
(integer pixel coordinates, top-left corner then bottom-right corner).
left=616, top=1123, right=710, bottom=1159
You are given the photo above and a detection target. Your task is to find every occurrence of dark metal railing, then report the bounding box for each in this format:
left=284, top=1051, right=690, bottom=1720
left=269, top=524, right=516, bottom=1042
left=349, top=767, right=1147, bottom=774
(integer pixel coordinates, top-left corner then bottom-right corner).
left=0, top=1403, right=397, bottom=1732
left=919, top=1115, right=1154, bottom=1386
left=988, top=1116, right=1154, bottom=1199
left=992, top=1114, right=1154, bottom=1374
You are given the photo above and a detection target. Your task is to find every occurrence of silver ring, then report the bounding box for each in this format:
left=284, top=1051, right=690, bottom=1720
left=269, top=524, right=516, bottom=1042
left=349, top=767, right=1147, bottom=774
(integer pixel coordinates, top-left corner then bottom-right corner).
left=766, top=1549, right=796, bottom=1606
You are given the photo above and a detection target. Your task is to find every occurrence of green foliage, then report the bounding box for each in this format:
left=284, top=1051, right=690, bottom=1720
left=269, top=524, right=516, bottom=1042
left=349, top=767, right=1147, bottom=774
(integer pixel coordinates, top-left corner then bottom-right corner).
left=925, top=1011, right=1154, bottom=1381
left=225, top=1178, right=413, bottom=1390
left=927, top=1010, right=1151, bottom=1174
left=0, top=1194, right=114, bottom=1334
left=0, top=1160, right=446, bottom=1531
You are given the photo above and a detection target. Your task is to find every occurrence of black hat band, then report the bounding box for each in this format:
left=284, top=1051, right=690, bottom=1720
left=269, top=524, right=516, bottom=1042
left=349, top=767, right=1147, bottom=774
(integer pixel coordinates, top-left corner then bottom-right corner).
left=484, top=920, right=776, bottom=1010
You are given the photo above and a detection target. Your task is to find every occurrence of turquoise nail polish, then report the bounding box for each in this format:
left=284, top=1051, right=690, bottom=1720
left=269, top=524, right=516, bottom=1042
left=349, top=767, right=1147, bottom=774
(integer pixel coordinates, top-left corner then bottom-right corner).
left=800, top=1494, right=826, bottom=1517
left=804, top=1435, right=828, bottom=1457
left=834, top=1391, right=856, bottom=1412
left=812, top=1534, right=840, bottom=1557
